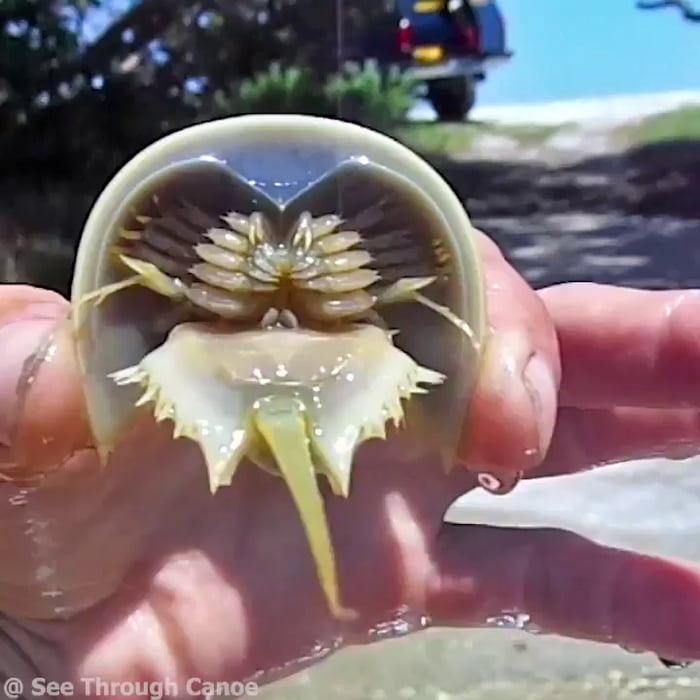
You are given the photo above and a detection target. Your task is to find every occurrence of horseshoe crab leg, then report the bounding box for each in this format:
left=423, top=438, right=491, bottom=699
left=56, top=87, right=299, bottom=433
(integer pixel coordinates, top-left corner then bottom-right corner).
left=77, top=256, right=186, bottom=308
left=377, top=276, right=481, bottom=350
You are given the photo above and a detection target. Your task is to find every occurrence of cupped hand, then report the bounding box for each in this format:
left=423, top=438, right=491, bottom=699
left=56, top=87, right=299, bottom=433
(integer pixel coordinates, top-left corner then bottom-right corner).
left=2, top=232, right=700, bottom=691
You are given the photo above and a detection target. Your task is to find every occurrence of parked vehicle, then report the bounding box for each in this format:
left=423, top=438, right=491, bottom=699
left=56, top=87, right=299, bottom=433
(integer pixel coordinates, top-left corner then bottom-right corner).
left=364, top=0, right=513, bottom=121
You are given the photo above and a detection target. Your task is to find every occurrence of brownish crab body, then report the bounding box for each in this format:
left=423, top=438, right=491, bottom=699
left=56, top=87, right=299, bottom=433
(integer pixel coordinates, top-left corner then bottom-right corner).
left=71, top=115, right=487, bottom=620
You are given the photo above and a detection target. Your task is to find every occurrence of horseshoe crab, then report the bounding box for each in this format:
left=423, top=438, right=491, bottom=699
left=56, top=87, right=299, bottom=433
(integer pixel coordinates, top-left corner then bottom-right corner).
left=70, top=115, right=487, bottom=620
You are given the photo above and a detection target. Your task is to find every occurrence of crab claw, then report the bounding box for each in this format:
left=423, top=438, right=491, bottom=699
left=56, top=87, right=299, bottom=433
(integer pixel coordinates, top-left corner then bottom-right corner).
left=109, top=322, right=444, bottom=619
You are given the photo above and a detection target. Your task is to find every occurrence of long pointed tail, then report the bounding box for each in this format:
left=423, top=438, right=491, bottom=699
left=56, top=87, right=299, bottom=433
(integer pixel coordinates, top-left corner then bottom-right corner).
left=253, top=395, right=357, bottom=620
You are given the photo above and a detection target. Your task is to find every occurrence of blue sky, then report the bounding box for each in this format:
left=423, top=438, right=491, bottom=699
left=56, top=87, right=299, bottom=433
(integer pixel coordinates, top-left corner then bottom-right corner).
left=478, top=0, right=700, bottom=105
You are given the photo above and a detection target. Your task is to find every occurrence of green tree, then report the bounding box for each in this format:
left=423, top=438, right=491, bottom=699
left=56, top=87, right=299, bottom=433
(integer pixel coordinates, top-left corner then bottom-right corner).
left=0, top=0, right=403, bottom=267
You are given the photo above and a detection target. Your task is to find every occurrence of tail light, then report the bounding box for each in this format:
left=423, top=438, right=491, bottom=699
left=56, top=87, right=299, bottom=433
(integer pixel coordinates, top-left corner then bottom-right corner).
left=462, top=24, right=480, bottom=53
left=397, top=18, right=414, bottom=54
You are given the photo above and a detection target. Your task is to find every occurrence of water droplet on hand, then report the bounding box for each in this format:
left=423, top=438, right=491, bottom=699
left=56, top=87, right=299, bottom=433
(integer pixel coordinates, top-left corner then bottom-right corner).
left=367, top=606, right=430, bottom=641
left=619, top=644, right=646, bottom=655
left=8, top=490, right=29, bottom=506
left=477, top=471, right=523, bottom=495
left=485, top=611, right=542, bottom=635
left=658, top=657, right=693, bottom=670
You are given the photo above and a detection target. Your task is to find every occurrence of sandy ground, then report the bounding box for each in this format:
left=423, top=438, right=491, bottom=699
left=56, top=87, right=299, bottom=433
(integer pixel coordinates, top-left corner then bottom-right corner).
left=411, top=91, right=700, bottom=128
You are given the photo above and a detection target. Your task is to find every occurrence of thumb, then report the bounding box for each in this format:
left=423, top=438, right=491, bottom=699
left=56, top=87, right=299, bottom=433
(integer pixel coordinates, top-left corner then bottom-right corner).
left=0, top=285, right=91, bottom=483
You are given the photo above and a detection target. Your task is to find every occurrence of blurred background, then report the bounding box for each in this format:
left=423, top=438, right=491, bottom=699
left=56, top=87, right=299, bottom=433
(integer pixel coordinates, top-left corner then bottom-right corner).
left=1, top=1, right=700, bottom=698
left=2, top=0, right=699, bottom=297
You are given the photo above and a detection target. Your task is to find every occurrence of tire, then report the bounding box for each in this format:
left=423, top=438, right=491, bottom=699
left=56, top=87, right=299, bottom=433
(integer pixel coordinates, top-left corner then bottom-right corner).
left=427, top=76, right=476, bottom=122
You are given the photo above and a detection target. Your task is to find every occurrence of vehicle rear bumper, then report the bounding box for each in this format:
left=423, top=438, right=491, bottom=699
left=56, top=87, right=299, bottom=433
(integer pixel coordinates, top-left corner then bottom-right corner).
left=403, top=52, right=512, bottom=81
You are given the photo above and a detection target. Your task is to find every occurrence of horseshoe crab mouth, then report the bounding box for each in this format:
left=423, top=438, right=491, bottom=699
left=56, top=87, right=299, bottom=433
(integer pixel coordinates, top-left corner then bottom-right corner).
left=109, top=320, right=444, bottom=619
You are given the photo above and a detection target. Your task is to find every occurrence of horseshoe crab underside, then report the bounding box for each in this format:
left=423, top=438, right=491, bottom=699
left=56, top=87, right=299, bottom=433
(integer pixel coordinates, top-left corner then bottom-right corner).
left=71, top=115, right=486, bottom=619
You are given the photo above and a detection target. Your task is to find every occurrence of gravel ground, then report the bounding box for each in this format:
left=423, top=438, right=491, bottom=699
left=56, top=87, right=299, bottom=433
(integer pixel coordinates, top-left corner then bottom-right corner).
left=259, top=629, right=700, bottom=699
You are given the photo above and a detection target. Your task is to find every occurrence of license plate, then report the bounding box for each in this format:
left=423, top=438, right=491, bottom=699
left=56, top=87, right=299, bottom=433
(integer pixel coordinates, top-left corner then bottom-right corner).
left=414, top=0, right=445, bottom=11
left=413, top=45, right=444, bottom=63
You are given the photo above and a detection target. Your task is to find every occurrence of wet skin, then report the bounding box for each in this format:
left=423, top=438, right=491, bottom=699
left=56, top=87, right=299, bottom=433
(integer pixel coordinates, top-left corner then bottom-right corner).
left=3, top=231, right=700, bottom=688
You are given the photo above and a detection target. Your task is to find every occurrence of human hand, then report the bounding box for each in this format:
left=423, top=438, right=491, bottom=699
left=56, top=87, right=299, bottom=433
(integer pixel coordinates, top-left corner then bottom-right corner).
left=2, top=232, right=700, bottom=690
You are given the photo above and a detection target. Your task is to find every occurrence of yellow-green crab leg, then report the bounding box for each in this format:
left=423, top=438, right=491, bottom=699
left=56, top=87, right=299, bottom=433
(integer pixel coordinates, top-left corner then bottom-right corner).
left=77, top=255, right=186, bottom=309
left=377, top=276, right=481, bottom=351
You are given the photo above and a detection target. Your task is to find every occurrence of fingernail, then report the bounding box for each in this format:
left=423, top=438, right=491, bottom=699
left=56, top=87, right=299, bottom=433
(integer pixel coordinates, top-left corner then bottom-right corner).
left=0, top=311, right=63, bottom=446
left=0, top=304, right=83, bottom=480
left=522, top=354, right=558, bottom=459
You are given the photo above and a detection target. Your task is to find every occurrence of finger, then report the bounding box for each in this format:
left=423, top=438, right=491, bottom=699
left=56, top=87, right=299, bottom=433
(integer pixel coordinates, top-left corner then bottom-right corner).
left=0, top=285, right=91, bottom=480
left=539, top=283, right=700, bottom=409
left=428, top=524, right=700, bottom=662
left=457, top=233, right=560, bottom=477
left=534, top=406, right=700, bottom=478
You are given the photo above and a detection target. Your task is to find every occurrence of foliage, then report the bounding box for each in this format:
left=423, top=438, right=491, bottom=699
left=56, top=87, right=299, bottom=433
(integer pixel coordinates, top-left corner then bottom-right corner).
left=226, top=63, right=330, bottom=116
left=393, top=120, right=569, bottom=155
left=0, top=0, right=98, bottom=130
left=324, top=62, right=416, bottom=131
left=0, top=0, right=398, bottom=136
left=0, top=0, right=403, bottom=262
left=227, top=61, right=417, bottom=131
left=619, top=105, right=700, bottom=144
